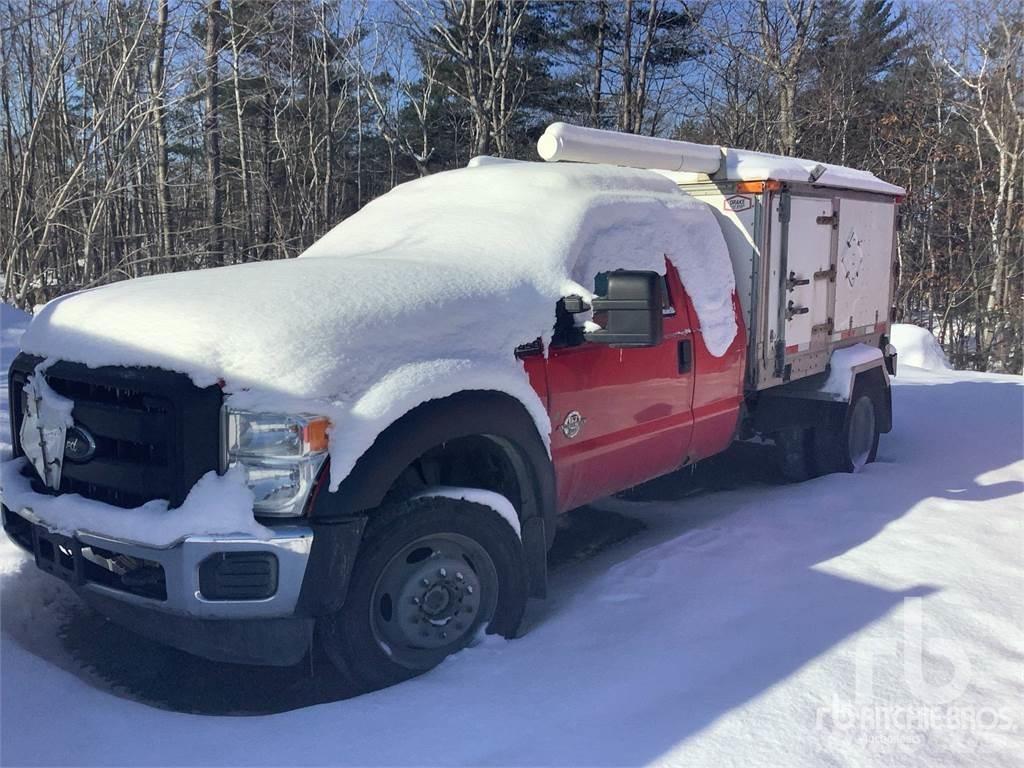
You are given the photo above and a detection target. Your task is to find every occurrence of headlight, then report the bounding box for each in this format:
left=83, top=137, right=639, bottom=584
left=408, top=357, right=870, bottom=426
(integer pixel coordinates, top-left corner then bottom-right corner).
left=223, top=409, right=330, bottom=518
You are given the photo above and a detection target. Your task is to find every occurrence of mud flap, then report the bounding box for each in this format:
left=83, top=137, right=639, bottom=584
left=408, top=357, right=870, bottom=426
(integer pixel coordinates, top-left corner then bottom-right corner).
left=521, top=516, right=548, bottom=599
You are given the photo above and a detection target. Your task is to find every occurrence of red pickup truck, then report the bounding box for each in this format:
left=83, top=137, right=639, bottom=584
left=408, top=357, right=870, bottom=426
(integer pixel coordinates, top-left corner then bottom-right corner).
left=2, top=126, right=899, bottom=691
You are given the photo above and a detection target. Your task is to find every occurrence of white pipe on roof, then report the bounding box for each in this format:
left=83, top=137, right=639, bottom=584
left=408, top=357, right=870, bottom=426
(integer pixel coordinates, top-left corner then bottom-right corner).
left=537, top=122, right=722, bottom=175
left=536, top=122, right=906, bottom=197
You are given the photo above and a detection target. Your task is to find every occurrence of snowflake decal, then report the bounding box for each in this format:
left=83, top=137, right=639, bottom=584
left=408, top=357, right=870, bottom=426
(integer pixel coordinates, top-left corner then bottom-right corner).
left=841, top=229, right=864, bottom=287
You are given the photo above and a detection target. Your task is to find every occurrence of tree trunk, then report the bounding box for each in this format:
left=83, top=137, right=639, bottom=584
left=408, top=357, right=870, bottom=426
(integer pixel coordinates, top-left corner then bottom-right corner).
left=150, top=0, right=171, bottom=264
left=227, top=0, right=253, bottom=259
left=619, top=0, right=633, bottom=133
left=204, top=0, right=224, bottom=265
left=590, top=1, right=607, bottom=128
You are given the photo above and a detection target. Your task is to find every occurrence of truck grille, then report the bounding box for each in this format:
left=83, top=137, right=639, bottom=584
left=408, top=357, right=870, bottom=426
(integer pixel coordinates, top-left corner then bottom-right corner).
left=9, top=354, right=222, bottom=509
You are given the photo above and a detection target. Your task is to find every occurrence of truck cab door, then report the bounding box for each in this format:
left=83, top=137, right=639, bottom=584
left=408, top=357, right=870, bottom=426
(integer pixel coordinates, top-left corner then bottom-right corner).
left=545, top=263, right=695, bottom=511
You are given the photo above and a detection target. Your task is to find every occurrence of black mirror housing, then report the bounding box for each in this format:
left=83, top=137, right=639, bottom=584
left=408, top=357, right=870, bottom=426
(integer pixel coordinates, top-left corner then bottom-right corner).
left=561, top=295, right=590, bottom=314
left=585, top=271, right=664, bottom=348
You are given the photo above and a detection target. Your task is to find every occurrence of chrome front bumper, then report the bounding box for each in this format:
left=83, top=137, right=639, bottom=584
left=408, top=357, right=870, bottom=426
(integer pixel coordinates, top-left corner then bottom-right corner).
left=2, top=505, right=313, bottom=620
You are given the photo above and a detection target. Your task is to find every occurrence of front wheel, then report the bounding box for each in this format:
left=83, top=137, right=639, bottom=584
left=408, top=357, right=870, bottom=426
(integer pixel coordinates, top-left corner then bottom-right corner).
left=318, top=496, right=527, bottom=692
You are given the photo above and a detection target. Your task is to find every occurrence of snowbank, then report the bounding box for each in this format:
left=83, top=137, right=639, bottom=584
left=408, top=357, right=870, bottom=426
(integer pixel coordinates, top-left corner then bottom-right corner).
left=891, top=323, right=953, bottom=371
left=0, top=304, right=29, bottom=462
left=19, top=162, right=736, bottom=489
left=1, top=302, right=29, bottom=348
left=2, top=364, right=1022, bottom=766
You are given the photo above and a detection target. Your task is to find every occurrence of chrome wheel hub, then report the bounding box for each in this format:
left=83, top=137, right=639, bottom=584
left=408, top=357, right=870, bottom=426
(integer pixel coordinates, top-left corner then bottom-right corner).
left=370, top=532, right=497, bottom=669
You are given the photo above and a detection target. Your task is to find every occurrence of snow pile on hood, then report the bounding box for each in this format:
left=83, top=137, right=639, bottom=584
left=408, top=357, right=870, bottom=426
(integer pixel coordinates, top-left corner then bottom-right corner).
left=18, top=161, right=735, bottom=487
left=890, top=324, right=953, bottom=371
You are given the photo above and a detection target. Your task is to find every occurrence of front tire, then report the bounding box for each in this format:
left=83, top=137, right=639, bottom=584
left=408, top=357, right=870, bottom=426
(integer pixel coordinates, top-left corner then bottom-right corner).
left=318, top=496, right=527, bottom=692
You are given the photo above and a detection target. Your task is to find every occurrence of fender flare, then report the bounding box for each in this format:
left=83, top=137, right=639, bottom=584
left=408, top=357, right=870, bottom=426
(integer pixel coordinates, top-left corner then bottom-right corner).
left=299, top=391, right=555, bottom=612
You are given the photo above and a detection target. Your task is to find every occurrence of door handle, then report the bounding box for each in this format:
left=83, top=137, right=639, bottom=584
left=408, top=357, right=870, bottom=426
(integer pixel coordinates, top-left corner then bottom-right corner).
left=786, top=271, right=811, bottom=290
left=786, top=301, right=810, bottom=320
left=678, top=339, right=693, bottom=373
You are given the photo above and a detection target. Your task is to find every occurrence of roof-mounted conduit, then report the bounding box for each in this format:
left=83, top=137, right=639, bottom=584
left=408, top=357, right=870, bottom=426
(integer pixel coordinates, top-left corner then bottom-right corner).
left=536, top=122, right=723, bottom=175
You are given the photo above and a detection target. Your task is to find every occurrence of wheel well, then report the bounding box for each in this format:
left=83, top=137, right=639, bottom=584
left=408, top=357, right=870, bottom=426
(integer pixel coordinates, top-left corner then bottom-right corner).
left=381, top=434, right=526, bottom=515
left=749, top=361, right=892, bottom=436
left=314, top=389, right=554, bottom=524
left=307, top=390, right=555, bottom=600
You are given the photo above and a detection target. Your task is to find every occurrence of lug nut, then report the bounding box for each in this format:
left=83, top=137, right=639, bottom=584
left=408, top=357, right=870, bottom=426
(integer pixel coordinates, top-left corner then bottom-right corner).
left=439, top=567, right=447, bottom=578
left=421, top=578, right=430, bottom=587
left=456, top=572, right=464, bottom=581
left=466, top=585, right=474, bottom=595
left=411, top=596, right=421, bottom=605
left=441, top=631, right=448, bottom=639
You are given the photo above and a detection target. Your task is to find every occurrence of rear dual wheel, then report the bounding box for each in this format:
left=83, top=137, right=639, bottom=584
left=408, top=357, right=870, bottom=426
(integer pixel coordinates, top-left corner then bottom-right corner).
left=775, top=381, right=881, bottom=481
left=318, top=496, right=527, bottom=692
left=814, top=391, right=879, bottom=474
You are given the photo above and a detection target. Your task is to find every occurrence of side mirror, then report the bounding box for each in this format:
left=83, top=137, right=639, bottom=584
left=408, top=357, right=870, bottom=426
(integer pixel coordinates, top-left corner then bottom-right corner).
left=585, top=271, right=664, bottom=348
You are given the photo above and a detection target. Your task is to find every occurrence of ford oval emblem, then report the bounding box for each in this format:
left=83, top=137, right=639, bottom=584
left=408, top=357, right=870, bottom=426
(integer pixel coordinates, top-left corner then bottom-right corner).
left=560, top=410, right=585, bottom=439
left=64, top=425, right=97, bottom=463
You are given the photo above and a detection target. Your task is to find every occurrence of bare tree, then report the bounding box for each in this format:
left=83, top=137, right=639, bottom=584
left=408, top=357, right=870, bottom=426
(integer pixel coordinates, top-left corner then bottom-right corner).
left=150, top=0, right=172, bottom=263
left=940, top=4, right=1022, bottom=323
left=0, top=0, right=1018, bottom=371
left=204, top=0, right=224, bottom=265
left=702, top=0, right=818, bottom=155
left=405, top=0, right=529, bottom=156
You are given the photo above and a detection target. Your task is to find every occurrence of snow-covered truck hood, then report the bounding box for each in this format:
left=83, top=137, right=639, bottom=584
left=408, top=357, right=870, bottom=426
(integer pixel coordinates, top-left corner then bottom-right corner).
left=20, top=160, right=736, bottom=486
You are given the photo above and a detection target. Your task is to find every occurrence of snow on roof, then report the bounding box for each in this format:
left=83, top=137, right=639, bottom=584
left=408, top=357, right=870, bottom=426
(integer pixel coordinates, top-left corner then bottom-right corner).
left=721, top=148, right=906, bottom=196
left=536, top=123, right=905, bottom=197
left=20, top=160, right=736, bottom=488
left=660, top=152, right=905, bottom=196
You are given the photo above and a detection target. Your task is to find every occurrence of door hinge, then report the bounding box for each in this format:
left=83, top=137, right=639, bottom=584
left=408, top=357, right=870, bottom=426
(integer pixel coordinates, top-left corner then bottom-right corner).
left=816, top=213, right=838, bottom=229
left=778, top=193, right=791, bottom=224
left=812, top=319, right=834, bottom=335
left=814, top=265, right=836, bottom=282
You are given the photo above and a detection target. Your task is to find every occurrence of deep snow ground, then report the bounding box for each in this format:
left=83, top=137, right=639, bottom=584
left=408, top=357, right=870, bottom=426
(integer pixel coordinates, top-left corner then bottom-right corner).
left=0, top=310, right=1021, bottom=766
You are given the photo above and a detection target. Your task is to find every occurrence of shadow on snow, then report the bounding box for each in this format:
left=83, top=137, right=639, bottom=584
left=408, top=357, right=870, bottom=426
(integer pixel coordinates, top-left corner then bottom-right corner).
left=1, top=377, right=1020, bottom=764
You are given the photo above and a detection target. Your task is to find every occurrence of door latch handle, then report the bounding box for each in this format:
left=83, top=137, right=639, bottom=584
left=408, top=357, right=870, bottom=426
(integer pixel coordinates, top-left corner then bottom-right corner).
left=786, top=301, right=810, bottom=320
left=786, top=271, right=810, bottom=290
